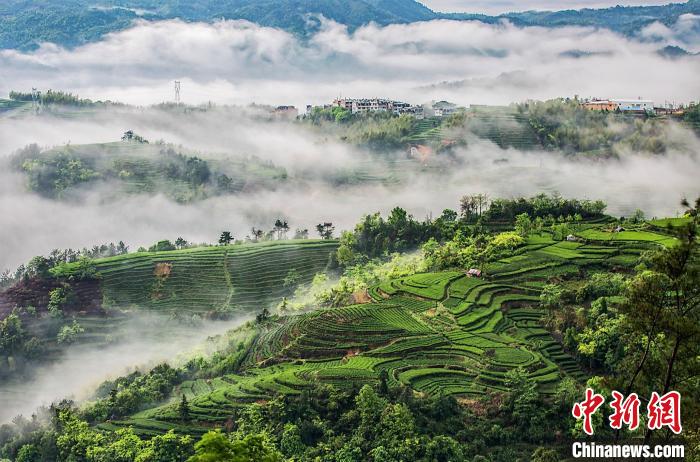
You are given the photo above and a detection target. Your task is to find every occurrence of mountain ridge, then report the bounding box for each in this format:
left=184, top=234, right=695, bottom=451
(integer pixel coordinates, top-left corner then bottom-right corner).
left=1, top=0, right=698, bottom=51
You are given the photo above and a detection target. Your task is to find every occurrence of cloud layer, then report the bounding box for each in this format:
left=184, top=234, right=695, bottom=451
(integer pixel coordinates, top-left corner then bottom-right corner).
left=0, top=107, right=698, bottom=271
left=1, top=17, right=698, bottom=109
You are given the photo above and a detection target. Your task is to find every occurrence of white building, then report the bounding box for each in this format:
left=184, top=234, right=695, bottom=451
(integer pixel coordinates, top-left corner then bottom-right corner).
left=332, top=98, right=421, bottom=116
left=611, top=99, right=655, bottom=113
left=430, top=100, right=459, bottom=117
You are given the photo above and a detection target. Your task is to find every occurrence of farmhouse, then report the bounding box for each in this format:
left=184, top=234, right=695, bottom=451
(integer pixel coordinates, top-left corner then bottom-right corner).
left=582, top=98, right=655, bottom=114
left=583, top=100, right=617, bottom=111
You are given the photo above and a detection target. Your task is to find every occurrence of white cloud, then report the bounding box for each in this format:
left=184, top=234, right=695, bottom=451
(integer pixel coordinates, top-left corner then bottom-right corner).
left=639, top=13, right=700, bottom=51
left=0, top=18, right=698, bottom=109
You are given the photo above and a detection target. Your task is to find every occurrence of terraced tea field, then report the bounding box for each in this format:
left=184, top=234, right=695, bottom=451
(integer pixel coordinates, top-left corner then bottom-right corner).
left=58, top=240, right=339, bottom=314
left=100, top=225, right=680, bottom=436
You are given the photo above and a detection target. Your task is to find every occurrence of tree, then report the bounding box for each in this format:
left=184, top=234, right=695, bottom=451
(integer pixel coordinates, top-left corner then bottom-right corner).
left=175, top=237, right=188, bottom=249
left=273, top=219, right=289, bottom=240
left=0, top=310, right=25, bottom=355
left=629, top=208, right=646, bottom=224
left=531, top=447, right=559, bottom=462
left=219, top=232, right=233, bottom=246
left=149, top=240, right=176, bottom=252
left=515, top=212, right=532, bottom=236
left=293, top=228, right=309, bottom=240
left=620, top=197, right=700, bottom=443
left=251, top=228, right=264, bottom=242
left=188, top=431, right=282, bottom=462
left=135, top=430, right=193, bottom=462
left=255, top=308, right=271, bottom=324
left=179, top=394, right=191, bottom=423
left=57, top=320, right=85, bottom=344
left=316, top=223, right=335, bottom=240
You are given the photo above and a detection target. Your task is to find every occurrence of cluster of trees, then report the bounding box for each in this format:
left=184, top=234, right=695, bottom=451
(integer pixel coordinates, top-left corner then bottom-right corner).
left=84, top=364, right=183, bottom=422
left=0, top=309, right=44, bottom=375
left=9, top=90, right=95, bottom=107
left=518, top=98, right=669, bottom=155
left=12, top=143, right=289, bottom=203
left=337, top=208, right=446, bottom=266
left=304, top=109, right=416, bottom=150
left=540, top=198, right=700, bottom=443
left=216, top=221, right=324, bottom=246
left=484, top=193, right=607, bottom=222
left=18, top=149, right=100, bottom=198
left=335, top=194, right=605, bottom=267
left=0, top=300, right=84, bottom=380
left=1, top=405, right=194, bottom=462
left=0, top=374, right=579, bottom=462
left=305, top=106, right=353, bottom=124
left=121, top=131, right=149, bottom=144
left=4, top=242, right=126, bottom=286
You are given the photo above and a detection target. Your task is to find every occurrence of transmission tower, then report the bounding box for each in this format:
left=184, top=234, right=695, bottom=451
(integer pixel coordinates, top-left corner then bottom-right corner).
left=174, top=81, right=181, bottom=105
left=31, top=87, right=41, bottom=113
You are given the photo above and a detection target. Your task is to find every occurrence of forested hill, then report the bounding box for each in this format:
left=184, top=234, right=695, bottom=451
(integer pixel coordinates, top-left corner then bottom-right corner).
left=1, top=0, right=699, bottom=51
left=0, top=0, right=435, bottom=50
left=449, top=0, right=700, bottom=37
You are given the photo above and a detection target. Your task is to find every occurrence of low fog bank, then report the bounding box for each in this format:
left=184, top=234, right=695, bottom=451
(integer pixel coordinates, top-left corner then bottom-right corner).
left=1, top=133, right=698, bottom=271
left=0, top=313, right=249, bottom=423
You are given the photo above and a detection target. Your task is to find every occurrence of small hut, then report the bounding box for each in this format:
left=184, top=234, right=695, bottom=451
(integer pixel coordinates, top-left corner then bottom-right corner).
left=467, top=268, right=482, bottom=278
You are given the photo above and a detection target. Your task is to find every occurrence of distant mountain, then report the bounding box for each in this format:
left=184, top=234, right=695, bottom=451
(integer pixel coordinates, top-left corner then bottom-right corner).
left=0, top=0, right=436, bottom=50
left=0, top=0, right=698, bottom=51
left=449, top=0, right=700, bottom=36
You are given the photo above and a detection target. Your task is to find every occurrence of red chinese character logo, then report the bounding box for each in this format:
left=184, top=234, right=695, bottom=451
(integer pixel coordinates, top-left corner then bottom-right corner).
left=647, top=391, right=682, bottom=434
left=572, top=388, right=605, bottom=435
left=609, top=391, right=640, bottom=431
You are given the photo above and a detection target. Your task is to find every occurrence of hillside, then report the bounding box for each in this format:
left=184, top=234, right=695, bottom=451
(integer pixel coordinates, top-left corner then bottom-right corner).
left=0, top=240, right=338, bottom=380
left=0, top=0, right=436, bottom=51
left=92, top=222, right=675, bottom=436
left=10, top=140, right=288, bottom=202
left=1, top=0, right=698, bottom=51
left=1, top=197, right=697, bottom=460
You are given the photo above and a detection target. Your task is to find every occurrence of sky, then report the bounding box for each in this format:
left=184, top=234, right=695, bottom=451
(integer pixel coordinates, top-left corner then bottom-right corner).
left=420, top=0, right=675, bottom=14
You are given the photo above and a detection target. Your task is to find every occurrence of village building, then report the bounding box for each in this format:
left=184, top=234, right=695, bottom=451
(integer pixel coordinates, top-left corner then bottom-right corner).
left=612, top=99, right=655, bottom=114
left=333, top=98, right=420, bottom=115
left=583, top=100, right=618, bottom=111
left=582, top=98, right=655, bottom=114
